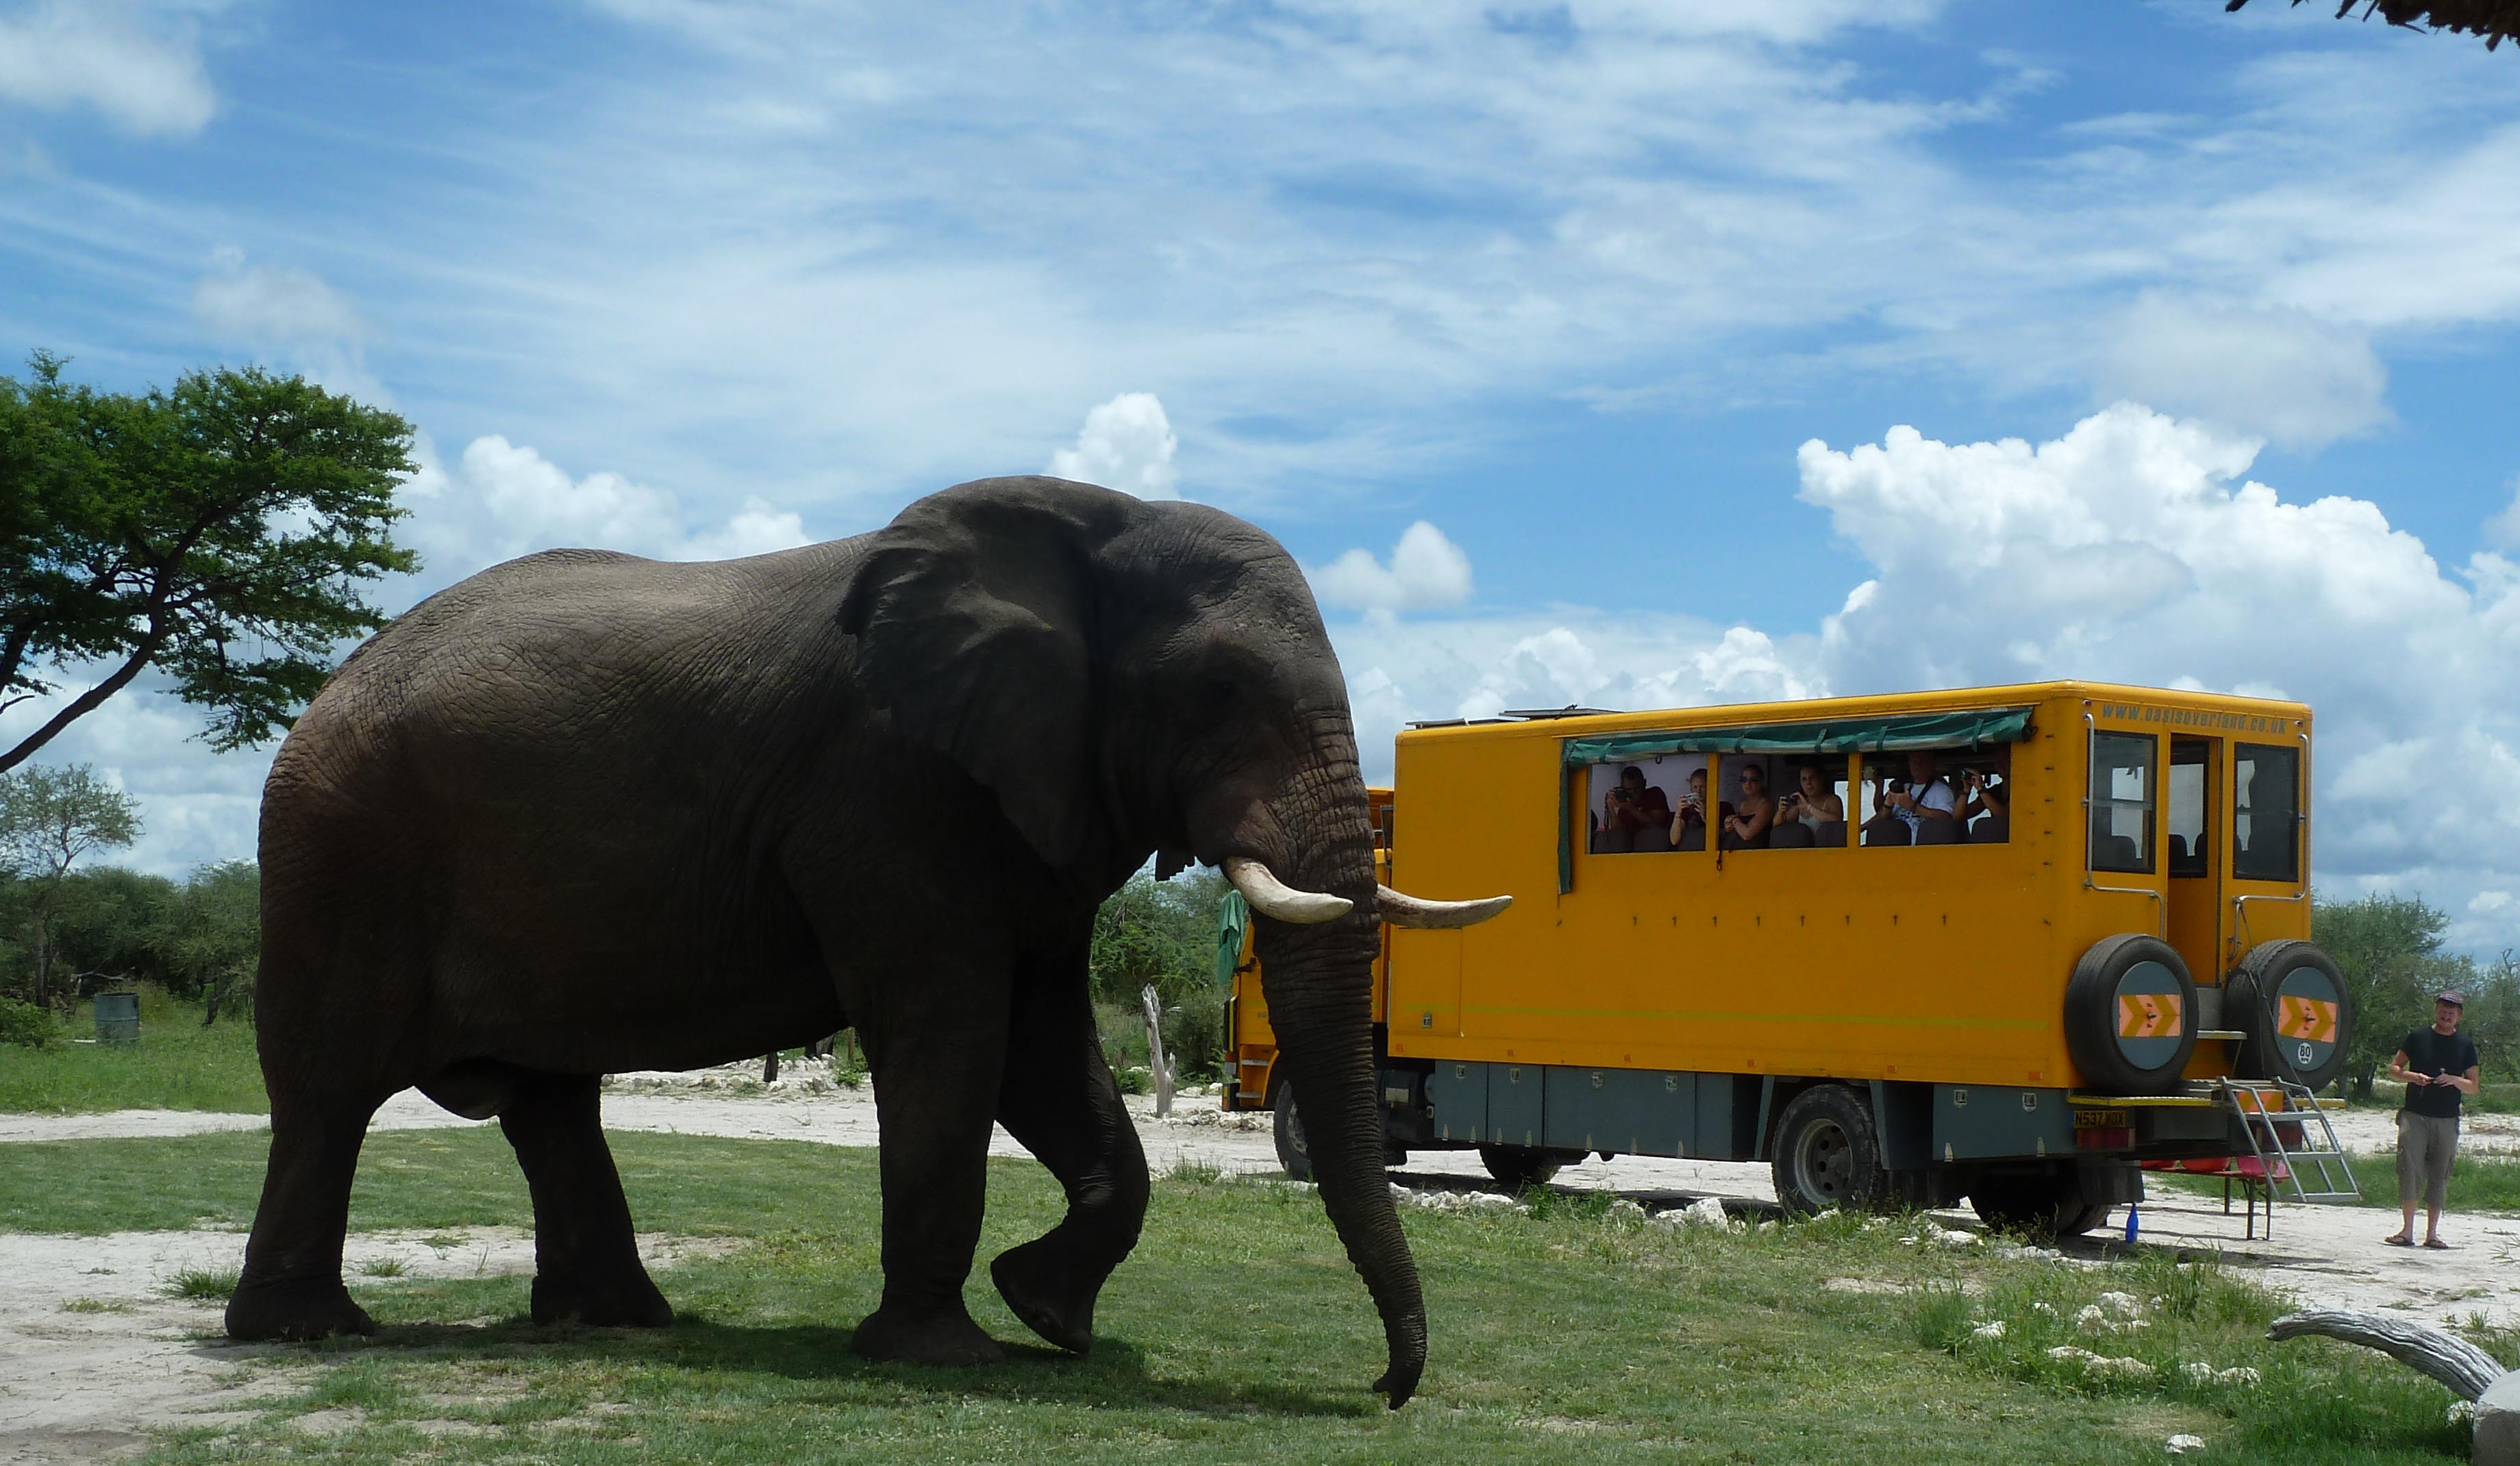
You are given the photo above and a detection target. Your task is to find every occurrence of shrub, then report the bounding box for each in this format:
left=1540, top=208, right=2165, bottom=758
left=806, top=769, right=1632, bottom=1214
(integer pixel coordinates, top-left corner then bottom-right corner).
left=0, top=994, right=59, bottom=1047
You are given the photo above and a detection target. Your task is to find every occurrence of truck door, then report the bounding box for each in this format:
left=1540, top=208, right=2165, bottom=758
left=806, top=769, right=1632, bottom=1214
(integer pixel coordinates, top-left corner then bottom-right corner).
left=2164, top=738, right=2226, bottom=991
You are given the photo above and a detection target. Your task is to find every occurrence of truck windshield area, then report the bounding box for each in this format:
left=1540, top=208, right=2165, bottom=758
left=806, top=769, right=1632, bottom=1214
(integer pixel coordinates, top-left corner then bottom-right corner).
left=2088, top=732, right=2155, bottom=875
left=2234, top=743, right=2300, bottom=882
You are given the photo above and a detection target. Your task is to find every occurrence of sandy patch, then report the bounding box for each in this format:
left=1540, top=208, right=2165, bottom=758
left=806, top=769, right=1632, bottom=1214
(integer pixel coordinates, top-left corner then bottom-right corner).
left=0, top=1230, right=737, bottom=1462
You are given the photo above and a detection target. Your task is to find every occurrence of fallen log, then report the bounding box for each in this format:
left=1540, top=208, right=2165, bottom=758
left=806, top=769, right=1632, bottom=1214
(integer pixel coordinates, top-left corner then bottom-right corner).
left=2267, top=1309, right=2508, bottom=1400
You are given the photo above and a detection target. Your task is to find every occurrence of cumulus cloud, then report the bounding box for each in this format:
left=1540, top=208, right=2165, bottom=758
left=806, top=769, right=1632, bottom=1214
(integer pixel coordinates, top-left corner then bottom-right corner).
left=192, top=260, right=368, bottom=345
left=401, top=434, right=811, bottom=573
left=0, top=2, right=214, bottom=136
left=1309, top=521, right=1475, bottom=613
left=1799, top=404, right=2520, bottom=941
left=2092, top=294, right=2388, bottom=451
left=1048, top=393, right=1179, bottom=500
left=1331, top=403, right=2520, bottom=949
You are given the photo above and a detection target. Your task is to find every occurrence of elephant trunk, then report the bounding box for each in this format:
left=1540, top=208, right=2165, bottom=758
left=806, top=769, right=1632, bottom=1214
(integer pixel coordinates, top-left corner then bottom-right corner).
left=1235, top=742, right=1427, bottom=1408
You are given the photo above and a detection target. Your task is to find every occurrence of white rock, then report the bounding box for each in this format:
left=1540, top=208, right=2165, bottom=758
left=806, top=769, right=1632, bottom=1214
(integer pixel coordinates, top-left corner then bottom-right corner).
left=1971, top=1320, right=2007, bottom=1341
left=2165, top=1433, right=2206, bottom=1454
left=2475, top=1370, right=2520, bottom=1466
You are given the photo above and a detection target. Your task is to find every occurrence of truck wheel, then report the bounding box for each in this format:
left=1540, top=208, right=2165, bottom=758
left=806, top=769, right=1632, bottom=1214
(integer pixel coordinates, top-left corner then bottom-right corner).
left=1478, top=1145, right=1562, bottom=1191
left=2226, top=941, right=2351, bottom=1091
left=1272, top=1083, right=1312, bottom=1182
left=2064, top=934, right=2198, bottom=1095
left=1770, top=1084, right=1886, bottom=1215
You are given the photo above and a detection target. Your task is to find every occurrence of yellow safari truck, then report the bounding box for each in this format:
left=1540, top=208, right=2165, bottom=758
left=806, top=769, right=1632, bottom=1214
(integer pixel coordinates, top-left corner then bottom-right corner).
left=1223, top=681, right=2355, bottom=1234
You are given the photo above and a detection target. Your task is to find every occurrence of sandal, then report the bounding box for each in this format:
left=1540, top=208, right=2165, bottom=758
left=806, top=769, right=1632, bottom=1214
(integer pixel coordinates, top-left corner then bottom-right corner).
left=2384, top=1234, right=2415, bottom=1247
left=2423, top=1239, right=2453, bottom=1250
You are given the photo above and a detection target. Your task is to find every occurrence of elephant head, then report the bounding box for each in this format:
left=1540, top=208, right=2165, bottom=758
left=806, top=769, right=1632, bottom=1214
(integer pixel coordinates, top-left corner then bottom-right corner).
left=838, top=475, right=1499, bottom=1405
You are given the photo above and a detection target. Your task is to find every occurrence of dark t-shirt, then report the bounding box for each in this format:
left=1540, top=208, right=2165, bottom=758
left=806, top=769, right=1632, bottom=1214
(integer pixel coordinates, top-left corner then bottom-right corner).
left=2400, top=1027, right=2481, bottom=1120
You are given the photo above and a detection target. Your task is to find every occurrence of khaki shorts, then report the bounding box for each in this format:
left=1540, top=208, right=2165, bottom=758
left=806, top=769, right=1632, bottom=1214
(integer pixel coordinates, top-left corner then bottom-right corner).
left=2396, top=1111, right=2460, bottom=1211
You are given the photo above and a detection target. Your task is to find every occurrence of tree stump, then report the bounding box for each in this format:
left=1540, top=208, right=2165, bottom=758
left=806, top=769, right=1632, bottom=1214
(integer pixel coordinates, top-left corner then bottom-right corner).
left=2267, top=1308, right=2508, bottom=1400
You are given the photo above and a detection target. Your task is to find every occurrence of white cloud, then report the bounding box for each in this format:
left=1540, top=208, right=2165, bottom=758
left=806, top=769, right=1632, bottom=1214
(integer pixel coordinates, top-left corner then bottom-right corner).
left=2093, top=293, right=2388, bottom=450
left=1309, top=521, right=1475, bottom=614
left=402, top=434, right=810, bottom=573
left=1330, top=402, right=2520, bottom=949
left=193, top=260, right=368, bottom=345
left=1048, top=393, right=1180, bottom=500
left=0, top=2, right=214, bottom=136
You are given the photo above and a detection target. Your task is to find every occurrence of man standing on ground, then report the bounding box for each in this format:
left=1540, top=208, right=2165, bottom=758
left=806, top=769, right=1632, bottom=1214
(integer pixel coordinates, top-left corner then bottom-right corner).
left=2384, top=989, right=2480, bottom=1250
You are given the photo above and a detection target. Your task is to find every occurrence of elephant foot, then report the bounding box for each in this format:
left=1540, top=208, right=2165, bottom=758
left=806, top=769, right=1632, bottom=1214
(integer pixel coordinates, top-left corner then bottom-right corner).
left=530, top=1264, right=673, bottom=1328
left=225, top=1276, right=377, bottom=1343
left=989, top=1236, right=1102, bottom=1354
left=851, top=1302, right=1004, bottom=1367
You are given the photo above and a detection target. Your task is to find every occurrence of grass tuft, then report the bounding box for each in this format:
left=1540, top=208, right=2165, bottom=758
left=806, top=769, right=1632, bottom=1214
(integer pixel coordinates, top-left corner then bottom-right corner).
left=356, top=1256, right=410, bottom=1278
left=162, top=1266, right=240, bottom=1300
left=59, top=1296, right=132, bottom=1313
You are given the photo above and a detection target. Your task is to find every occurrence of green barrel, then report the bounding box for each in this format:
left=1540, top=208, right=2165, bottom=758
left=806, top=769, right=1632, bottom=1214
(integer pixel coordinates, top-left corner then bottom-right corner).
left=93, top=991, right=139, bottom=1045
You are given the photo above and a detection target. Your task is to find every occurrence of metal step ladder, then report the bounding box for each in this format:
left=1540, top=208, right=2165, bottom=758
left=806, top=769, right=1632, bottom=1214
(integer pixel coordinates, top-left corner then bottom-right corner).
left=2215, top=1078, right=2361, bottom=1206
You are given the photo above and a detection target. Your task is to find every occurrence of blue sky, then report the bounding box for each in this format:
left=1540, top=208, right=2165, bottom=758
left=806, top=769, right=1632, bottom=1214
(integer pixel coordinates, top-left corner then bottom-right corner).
left=5, top=1, right=2520, bottom=949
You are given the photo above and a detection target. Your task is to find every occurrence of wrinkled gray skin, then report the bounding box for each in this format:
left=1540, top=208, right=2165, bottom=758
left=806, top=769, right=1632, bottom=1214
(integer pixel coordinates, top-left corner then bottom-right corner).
left=225, top=477, right=1425, bottom=1405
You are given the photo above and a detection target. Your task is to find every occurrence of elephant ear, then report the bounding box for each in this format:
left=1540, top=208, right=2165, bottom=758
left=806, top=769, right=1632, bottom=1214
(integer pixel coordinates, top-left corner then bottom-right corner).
left=838, top=480, right=1124, bottom=870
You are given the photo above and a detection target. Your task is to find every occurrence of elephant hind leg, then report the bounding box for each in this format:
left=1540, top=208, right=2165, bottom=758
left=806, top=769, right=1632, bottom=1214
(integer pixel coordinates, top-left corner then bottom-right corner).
left=988, top=969, right=1148, bottom=1355
left=228, top=1097, right=384, bottom=1341
left=490, top=1069, right=671, bottom=1328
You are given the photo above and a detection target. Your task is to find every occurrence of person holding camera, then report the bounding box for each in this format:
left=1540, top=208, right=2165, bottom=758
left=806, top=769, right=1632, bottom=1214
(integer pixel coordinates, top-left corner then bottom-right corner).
left=2384, top=989, right=2481, bottom=1250
left=1781, top=763, right=1843, bottom=835
left=1597, top=765, right=1672, bottom=853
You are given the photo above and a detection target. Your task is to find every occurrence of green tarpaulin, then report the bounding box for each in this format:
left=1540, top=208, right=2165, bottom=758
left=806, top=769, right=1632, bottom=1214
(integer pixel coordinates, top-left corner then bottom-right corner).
left=1212, top=889, right=1249, bottom=988
left=1558, top=707, right=2035, bottom=892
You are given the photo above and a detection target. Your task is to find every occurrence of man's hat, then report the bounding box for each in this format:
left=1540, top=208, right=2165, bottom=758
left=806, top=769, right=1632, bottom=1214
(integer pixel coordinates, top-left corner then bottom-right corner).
left=2436, top=989, right=2466, bottom=1006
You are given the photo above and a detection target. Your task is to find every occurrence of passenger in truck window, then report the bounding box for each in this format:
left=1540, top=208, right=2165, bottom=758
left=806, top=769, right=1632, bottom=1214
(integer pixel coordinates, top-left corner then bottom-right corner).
left=1865, top=750, right=1960, bottom=839
left=1600, top=765, right=1672, bottom=846
left=1962, top=769, right=2006, bottom=823
left=1780, top=763, right=1843, bottom=835
left=1669, top=766, right=1717, bottom=846
left=1724, top=765, right=1777, bottom=847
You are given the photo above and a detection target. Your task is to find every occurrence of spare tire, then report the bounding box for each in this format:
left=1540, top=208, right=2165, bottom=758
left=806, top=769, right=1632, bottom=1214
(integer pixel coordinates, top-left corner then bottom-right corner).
left=2226, top=940, right=2351, bottom=1091
left=2064, top=934, right=2198, bottom=1095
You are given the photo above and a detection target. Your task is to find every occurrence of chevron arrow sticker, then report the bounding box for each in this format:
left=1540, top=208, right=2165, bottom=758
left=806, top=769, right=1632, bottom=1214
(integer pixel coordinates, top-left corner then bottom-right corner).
left=2277, top=995, right=2338, bottom=1045
left=2118, top=991, right=2181, bottom=1039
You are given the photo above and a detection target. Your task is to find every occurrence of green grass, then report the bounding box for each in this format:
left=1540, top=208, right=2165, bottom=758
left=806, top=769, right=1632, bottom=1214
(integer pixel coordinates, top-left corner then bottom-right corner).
left=0, top=988, right=266, bottom=1115
left=3, top=1132, right=2509, bottom=1464
left=2147, top=1154, right=2520, bottom=1214
left=164, top=1266, right=242, bottom=1300
left=60, top=1296, right=133, bottom=1313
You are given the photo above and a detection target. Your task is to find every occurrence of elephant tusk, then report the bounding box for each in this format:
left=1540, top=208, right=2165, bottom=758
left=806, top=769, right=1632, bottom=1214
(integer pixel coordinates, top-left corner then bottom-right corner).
left=1223, top=857, right=1353, bottom=923
left=1377, top=886, right=1513, bottom=929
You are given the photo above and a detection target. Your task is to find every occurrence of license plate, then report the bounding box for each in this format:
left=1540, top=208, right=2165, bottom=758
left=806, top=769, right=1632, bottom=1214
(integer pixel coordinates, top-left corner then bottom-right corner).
left=2074, top=1109, right=2128, bottom=1130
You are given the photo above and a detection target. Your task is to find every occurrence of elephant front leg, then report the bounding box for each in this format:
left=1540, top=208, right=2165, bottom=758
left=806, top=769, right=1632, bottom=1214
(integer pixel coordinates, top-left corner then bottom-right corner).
left=851, top=976, right=1013, bottom=1368
left=988, top=971, right=1148, bottom=1355
left=495, top=1070, right=672, bottom=1328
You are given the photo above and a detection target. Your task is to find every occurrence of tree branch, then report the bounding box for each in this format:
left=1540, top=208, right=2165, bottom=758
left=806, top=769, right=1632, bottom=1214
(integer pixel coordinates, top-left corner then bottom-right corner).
left=0, top=633, right=166, bottom=776
left=2267, top=1309, right=2509, bottom=1400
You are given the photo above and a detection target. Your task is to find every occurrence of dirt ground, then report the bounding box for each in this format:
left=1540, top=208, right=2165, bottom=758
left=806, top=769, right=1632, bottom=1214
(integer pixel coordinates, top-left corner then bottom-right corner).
left=4, top=1067, right=2514, bottom=1461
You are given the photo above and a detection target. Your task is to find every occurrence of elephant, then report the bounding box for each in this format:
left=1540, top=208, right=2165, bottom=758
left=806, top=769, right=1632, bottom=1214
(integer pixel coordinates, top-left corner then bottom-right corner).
left=224, top=475, right=1508, bottom=1407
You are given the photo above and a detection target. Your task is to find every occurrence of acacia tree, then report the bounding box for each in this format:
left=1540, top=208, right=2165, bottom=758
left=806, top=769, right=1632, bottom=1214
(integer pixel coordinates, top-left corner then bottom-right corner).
left=2314, top=891, right=2471, bottom=1095
left=0, top=762, right=140, bottom=1009
left=0, top=353, right=418, bottom=773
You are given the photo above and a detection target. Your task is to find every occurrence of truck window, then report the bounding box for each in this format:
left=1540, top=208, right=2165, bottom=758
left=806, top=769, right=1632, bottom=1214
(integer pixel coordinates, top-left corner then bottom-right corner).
left=1586, top=758, right=1690, bottom=855
left=2167, top=740, right=2210, bottom=877
left=2088, top=732, right=2155, bottom=874
left=2234, top=742, right=2300, bottom=882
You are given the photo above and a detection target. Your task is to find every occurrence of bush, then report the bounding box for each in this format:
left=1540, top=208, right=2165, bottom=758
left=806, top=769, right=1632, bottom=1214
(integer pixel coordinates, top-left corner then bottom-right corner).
left=0, top=994, right=58, bottom=1047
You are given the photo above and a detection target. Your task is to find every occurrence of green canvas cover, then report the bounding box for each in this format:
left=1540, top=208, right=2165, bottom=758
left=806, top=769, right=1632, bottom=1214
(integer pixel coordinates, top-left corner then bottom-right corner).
left=1557, top=707, right=2035, bottom=891
left=1213, top=889, right=1249, bottom=987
